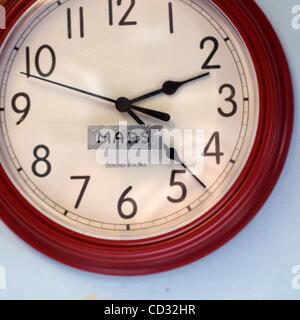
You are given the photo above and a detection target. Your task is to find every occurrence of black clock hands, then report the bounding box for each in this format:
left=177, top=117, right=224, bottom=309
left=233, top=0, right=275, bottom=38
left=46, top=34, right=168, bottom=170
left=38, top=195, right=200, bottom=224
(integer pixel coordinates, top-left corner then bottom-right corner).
left=164, top=146, right=206, bottom=188
left=126, top=109, right=206, bottom=189
left=20, top=72, right=171, bottom=122
left=21, top=72, right=205, bottom=188
left=127, top=108, right=145, bottom=125
left=130, top=72, right=210, bottom=104
left=21, top=72, right=116, bottom=102
left=115, top=97, right=170, bottom=122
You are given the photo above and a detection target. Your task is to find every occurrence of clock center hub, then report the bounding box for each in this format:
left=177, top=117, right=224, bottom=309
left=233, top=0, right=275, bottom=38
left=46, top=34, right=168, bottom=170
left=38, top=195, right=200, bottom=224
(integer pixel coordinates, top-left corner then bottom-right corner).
left=116, top=97, right=131, bottom=112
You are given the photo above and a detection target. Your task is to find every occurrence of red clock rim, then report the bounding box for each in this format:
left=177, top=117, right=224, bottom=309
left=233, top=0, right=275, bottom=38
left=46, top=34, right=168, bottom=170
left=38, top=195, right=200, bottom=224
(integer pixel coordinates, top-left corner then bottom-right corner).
left=0, top=0, right=294, bottom=275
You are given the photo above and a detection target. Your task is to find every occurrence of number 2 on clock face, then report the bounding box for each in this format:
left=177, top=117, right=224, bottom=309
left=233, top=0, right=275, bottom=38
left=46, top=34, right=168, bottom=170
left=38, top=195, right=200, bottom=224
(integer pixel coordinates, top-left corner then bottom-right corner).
left=0, top=0, right=259, bottom=240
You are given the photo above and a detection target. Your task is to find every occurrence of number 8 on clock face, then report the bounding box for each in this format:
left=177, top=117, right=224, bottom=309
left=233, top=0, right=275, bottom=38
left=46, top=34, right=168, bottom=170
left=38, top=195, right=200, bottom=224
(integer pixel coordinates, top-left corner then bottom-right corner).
left=0, top=0, right=258, bottom=239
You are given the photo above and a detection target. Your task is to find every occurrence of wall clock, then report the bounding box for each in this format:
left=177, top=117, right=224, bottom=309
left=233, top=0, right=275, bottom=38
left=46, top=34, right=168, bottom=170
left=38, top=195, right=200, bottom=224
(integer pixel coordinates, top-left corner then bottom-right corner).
left=0, top=0, right=293, bottom=275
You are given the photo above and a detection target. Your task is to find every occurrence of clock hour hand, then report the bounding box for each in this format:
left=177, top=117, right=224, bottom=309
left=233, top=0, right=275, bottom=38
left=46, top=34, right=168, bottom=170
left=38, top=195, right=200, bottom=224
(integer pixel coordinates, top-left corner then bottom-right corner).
left=21, top=72, right=171, bottom=122
left=130, top=72, right=210, bottom=104
left=115, top=97, right=170, bottom=122
left=132, top=105, right=170, bottom=122
left=127, top=109, right=206, bottom=188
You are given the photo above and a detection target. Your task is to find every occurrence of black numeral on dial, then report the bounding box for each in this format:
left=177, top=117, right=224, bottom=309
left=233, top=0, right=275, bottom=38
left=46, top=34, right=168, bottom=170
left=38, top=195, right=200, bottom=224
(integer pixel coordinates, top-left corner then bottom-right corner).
left=32, top=145, right=51, bottom=178
left=67, top=7, right=84, bottom=39
left=218, top=84, right=237, bottom=117
left=108, top=0, right=137, bottom=26
left=167, top=170, right=187, bottom=203
left=204, top=132, right=224, bottom=165
left=70, top=176, right=90, bottom=209
left=12, top=92, right=30, bottom=125
left=26, top=45, right=56, bottom=78
left=168, top=2, right=174, bottom=34
left=118, top=186, right=137, bottom=219
left=200, top=36, right=221, bottom=70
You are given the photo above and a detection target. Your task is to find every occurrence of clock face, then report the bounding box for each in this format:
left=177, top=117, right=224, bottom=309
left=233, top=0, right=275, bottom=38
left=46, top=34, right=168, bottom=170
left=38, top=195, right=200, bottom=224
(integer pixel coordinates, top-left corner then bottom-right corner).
left=0, top=0, right=259, bottom=240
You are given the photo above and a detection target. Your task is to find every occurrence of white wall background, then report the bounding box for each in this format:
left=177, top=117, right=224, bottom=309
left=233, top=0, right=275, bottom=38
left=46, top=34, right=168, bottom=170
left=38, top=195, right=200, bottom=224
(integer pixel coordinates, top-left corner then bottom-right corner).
left=0, top=0, right=299, bottom=300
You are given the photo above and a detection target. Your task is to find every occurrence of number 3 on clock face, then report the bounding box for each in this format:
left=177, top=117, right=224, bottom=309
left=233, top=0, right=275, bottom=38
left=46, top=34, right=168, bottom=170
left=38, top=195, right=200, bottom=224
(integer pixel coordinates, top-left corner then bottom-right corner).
left=0, top=0, right=293, bottom=274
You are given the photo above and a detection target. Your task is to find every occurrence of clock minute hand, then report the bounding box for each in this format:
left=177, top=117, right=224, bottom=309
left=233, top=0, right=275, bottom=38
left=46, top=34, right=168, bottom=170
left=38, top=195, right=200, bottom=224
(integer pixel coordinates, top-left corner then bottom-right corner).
left=21, top=72, right=116, bottom=103
left=127, top=109, right=206, bottom=189
left=130, top=72, right=210, bottom=104
left=164, top=146, right=206, bottom=189
left=20, top=72, right=171, bottom=122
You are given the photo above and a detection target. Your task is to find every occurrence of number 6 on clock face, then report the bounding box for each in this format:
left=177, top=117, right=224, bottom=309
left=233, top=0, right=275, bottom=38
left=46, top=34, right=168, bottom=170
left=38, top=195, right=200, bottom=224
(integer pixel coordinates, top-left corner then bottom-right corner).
left=0, top=0, right=293, bottom=275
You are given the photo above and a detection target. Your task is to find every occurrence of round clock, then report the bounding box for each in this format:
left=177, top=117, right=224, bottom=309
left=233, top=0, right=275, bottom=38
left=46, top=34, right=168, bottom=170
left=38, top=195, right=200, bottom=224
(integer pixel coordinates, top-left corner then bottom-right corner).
left=0, top=0, right=293, bottom=275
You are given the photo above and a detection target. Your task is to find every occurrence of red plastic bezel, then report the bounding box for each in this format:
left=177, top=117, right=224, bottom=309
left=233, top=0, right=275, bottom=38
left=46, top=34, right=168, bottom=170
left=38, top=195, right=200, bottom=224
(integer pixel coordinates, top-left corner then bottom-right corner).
left=0, top=0, right=294, bottom=275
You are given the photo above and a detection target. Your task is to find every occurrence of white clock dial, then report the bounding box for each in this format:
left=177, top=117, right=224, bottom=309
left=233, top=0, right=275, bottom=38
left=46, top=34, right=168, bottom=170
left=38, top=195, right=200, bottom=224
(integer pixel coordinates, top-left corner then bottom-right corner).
left=0, top=0, right=259, bottom=240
